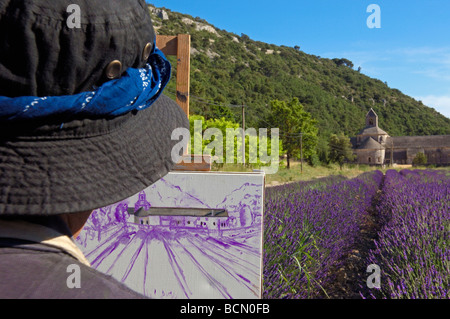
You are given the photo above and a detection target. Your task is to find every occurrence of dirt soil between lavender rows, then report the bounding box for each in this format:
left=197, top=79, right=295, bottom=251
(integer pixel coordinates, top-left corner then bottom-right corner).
left=319, top=179, right=385, bottom=299
left=264, top=172, right=387, bottom=298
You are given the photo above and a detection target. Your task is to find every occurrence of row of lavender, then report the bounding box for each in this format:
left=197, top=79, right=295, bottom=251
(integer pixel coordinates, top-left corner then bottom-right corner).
left=363, top=169, right=449, bottom=299
left=263, top=171, right=384, bottom=298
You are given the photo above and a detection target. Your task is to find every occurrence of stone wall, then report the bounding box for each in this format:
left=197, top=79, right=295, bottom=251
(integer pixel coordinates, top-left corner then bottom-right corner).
left=355, top=149, right=385, bottom=165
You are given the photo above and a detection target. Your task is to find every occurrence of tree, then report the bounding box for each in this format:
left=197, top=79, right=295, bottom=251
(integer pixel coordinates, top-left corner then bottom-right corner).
left=267, top=98, right=318, bottom=169
left=328, top=133, right=355, bottom=170
left=188, top=115, right=282, bottom=168
left=316, top=135, right=331, bottom=164
left=412, top=152, right=427, bottom=166
left=333, top=58, right=354, bottom=69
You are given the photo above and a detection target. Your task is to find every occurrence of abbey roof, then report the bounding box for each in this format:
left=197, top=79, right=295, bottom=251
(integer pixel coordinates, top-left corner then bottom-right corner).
left=386, top=135, right=450, bottom=149
left=358, top=126, right=389, bottom=136
left=357, top=137, right=385, bottom=150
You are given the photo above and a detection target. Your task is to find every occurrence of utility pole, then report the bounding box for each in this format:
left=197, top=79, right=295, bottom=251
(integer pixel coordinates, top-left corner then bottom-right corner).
left=391, top=139, right=394, bottom=167
left=300, top=133, right=303, bottom=174
left=242, top=104, right=245, bottom=165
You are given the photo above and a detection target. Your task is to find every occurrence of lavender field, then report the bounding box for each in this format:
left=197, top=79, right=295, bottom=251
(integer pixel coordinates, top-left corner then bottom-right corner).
left=263, top=169, right=449, bottom=299
left=364, top=169, right=449, bottom=299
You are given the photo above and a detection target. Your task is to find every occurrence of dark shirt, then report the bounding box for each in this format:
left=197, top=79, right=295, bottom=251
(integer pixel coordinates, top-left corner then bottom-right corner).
left=0, top=217, right=147, bottom=299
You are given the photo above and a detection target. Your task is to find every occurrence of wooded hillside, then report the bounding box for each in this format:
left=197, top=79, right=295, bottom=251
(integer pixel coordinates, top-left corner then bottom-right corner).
left=150, top=5, right=450, bottom=141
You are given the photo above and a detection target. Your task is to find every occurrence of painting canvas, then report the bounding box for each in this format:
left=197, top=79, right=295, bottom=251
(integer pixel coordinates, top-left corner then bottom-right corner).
left=76, top=171, right=265, bottom=299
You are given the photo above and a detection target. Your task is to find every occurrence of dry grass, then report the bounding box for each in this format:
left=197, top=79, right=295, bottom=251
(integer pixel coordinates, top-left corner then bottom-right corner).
left=211, top=161, right=449, bottom=187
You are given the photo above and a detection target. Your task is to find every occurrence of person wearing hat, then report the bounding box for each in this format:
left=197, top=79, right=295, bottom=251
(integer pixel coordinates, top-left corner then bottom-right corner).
left=0, top=0, right=189, bottom=298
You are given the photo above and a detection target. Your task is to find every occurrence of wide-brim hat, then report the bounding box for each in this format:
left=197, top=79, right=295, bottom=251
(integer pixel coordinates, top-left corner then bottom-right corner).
left=0, top=0, right=189, bottom=215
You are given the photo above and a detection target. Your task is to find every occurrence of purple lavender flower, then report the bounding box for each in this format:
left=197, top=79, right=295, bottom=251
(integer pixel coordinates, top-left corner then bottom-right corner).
left=264, top=171, right=384, bottom=299
left=362, top=169, right=449, bottom=299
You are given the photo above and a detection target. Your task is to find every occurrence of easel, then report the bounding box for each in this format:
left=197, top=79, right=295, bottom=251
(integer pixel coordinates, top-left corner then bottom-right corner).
left=156, top=34, right=211, bottom=171
left=77, top=35, right=265, bottom=299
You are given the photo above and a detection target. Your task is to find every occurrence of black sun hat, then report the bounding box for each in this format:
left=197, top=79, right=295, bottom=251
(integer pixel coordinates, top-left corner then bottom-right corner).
left=0, top=0, right=189, bottom=215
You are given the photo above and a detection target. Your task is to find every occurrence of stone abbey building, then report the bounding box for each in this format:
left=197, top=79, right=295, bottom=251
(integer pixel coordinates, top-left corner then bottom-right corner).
left=351, top=109, right=450, bottom=166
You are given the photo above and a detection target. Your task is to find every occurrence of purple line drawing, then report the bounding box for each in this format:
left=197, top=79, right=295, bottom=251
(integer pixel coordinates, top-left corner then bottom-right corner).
left=76, top=172, right=265, bottom=299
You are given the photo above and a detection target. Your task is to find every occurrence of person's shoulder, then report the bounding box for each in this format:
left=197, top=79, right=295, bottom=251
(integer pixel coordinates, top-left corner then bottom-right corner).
left=72, top=260, right=148, bottom=299
left=0, top=244, right=148, bottom=299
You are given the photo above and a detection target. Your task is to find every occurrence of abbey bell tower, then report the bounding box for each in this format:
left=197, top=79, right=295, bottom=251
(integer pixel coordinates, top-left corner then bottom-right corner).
left=366, top=108, right=378, bottom=128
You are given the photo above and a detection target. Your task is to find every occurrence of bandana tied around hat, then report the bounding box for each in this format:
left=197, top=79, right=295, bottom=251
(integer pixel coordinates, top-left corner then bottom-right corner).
left=0, top=43, right=171, bottom=123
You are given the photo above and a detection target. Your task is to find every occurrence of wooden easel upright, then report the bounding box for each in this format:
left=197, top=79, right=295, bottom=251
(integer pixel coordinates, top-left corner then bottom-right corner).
left=156, top=35, right=190, bottom=116
left=156, top=34, right=211, bottom=171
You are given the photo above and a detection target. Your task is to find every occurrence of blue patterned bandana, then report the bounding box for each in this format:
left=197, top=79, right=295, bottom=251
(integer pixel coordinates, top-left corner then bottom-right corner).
left=0, top=44, right=171, bottom=123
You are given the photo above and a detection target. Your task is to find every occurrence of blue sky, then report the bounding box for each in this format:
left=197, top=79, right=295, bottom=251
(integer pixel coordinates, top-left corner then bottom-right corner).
left=149, top=1, right=450, bottom=118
